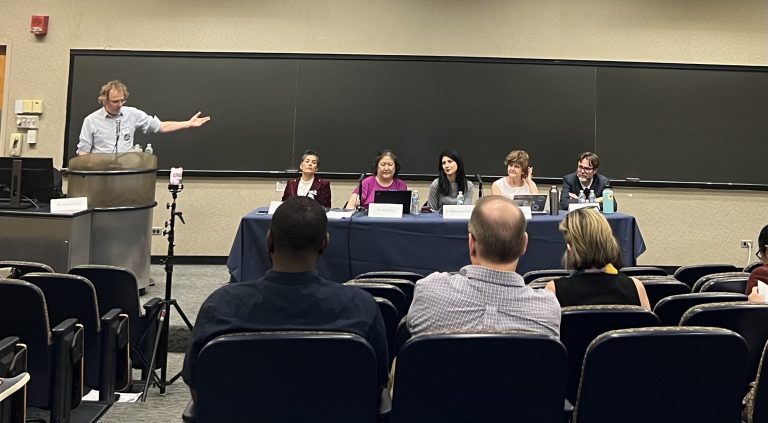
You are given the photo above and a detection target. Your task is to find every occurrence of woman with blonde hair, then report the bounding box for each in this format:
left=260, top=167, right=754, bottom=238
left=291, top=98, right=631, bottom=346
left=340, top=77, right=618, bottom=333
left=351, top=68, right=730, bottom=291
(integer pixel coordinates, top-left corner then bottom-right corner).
left=545, top=208, right=650, bottom=309
left=491, top=150, right=538, bottom=197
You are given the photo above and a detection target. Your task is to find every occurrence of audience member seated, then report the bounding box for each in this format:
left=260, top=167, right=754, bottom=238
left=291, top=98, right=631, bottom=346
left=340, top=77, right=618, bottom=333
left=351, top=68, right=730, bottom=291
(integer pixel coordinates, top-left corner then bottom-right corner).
left=346, top=149, right=408, bottom=209
left=491, top=150, right=538, bottom=197
left=281, top=149, right=331, bottom=208
left=407, top=195, right=560, bottom=337
left=182, top=197, right=388, bottom=400
left=427, top=149, right=474, bottom=211
left=747, top=224, right=768, bottom=302
left=559, top=151, right=612, bottom=210
left=545, top=207, right=651, bottom=309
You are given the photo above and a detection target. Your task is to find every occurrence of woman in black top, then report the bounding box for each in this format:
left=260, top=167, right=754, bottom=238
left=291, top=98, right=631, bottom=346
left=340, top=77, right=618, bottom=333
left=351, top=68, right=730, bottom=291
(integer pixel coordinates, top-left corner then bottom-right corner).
left=544, top=208, right=651, bottom=309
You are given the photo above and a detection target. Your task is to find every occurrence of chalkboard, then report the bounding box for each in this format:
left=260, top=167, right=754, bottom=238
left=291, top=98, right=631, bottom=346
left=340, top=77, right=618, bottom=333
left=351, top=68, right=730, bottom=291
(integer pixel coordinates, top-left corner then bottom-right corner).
left=65, top=51, right=768, bottom=185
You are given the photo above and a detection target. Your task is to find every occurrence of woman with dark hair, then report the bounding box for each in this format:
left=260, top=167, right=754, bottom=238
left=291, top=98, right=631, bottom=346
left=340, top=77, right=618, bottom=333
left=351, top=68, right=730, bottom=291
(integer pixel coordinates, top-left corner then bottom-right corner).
left=282, top=150, right=331, bottom=208
left=427, top=149, right=474, bottom=211
left=346, top=149, right=408, bottom=209
left=746, top=224, right=768, bottom=302
left=544, top=207, right=651, bottom=309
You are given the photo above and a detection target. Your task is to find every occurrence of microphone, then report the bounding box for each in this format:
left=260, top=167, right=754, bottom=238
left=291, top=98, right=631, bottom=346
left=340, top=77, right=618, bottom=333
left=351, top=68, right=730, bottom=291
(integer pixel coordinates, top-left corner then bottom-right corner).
left=357, top=172, right=366, bottom=211
left=475, top=173, right=483, bottom=198
left=114, top=119, right=122, bottom=153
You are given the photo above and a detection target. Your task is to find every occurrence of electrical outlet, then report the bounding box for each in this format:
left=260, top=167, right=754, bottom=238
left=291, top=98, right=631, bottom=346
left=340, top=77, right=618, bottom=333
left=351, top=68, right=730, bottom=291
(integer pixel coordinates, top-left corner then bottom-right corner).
left=741, top=240, right=753, bottom=249
left=152, top=227, right=164, bottom=236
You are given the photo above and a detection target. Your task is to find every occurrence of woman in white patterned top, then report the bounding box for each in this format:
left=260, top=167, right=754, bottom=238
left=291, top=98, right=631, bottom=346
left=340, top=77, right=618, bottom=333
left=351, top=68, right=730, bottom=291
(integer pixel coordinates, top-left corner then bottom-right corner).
left=491, top=150, right=538, bottom=198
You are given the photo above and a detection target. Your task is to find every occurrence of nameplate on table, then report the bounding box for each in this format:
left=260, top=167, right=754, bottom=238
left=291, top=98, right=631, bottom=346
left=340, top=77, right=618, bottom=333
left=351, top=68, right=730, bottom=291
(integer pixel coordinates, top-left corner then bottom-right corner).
left=50, top=197, right=88, bottom=214
left=326, top=210, right=355, bottom=220
left=567, top=202, right=600, bottom=212
left=267, top=200, right=283, bottom=215
left=442, top=204, right=474, bottom=220
left=519, top=206, right=533, bottom=220
left=368, top=203, right=403, bottom=218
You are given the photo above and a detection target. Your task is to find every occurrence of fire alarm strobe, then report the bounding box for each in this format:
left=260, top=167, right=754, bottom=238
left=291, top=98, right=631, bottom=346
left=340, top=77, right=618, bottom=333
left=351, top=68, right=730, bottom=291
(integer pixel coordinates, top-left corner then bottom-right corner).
left=31, top=15, right=49, bottom=36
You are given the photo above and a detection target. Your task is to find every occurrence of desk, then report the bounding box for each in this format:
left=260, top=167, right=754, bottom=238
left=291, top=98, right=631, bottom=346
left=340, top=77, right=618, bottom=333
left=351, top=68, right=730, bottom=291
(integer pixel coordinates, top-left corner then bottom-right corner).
left=228, top=210, right=646, bottom=283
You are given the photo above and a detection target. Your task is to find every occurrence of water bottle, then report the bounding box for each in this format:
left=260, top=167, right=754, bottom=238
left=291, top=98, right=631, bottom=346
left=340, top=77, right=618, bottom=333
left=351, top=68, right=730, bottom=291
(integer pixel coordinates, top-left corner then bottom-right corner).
left=549, top=185, right=559, bottom=215
left=578, top=190, right=586, bottom=203
left=456, top=191, right=465, bottom=205
left=145, top=143, right=154, bottom=154
left=411, top=190, right=420, bottom=215
left=603, top=186, right=615, bottom=214
left=133, top=144, right=143, bottom=152
left=588, top=190, right=596, bottom=204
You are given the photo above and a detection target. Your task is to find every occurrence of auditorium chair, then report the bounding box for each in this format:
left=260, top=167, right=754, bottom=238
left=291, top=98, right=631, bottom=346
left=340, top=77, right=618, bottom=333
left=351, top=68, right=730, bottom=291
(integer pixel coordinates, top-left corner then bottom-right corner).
left=560, top=305, right=659, bottom=402
left=344, top=281, right=409, bottom=318
left=0, top=280, right=84, bottom=423
left=673, top=264, right=741, bottom=288
left=69, top=265, right=163, bottom=381
left=744, top=339, right=768, bottom=423
left=0, top=373, right=29, bottom=423
left=638, top=278, right=691, bottom=308
left=573, top=327, right=749, bottom=423
left=183, top=331, right=381, bottom=423
left=681, top=302, right=768, bottom=383
left=653, top=292, right=747, bottom=326
left=745, top=261, right=763, bottom=273
left=522, top=269, right=570, bottom=284
left=375, top=297, right=400, bottom=363
left=692, top=271, right=748, bottom=292
left=700, top=275, right=749, bottom=294
left=0, top=337, right=28, bottom=423
left=527, top=277, right=555, bottom=289
left=355, top=270, right=425, bottom=283
left=618, top=266, right=667, bottom=277
left=390, top=332, right=568, bottom=423
left=21, top=273, right=130, bottom=403
left=349, top=277, right=416, bottom=308
left=0, top=261, right=53, bottom=278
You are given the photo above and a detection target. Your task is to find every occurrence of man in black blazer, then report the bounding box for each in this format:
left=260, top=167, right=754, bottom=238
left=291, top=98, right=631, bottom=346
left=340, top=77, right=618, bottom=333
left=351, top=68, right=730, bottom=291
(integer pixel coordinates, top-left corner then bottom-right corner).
left=559, top=152, right=612, bottom=210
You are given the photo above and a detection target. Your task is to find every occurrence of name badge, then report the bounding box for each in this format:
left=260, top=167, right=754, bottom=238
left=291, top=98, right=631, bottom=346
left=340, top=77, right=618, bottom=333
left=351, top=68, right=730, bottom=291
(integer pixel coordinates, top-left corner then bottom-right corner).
left=443, top=205, right=474, bottom=220
left=50, top=197, right=88, bottom=214
left=568, top=202, right=600, bottom=212
left=368, top=203, right=403, bottom=218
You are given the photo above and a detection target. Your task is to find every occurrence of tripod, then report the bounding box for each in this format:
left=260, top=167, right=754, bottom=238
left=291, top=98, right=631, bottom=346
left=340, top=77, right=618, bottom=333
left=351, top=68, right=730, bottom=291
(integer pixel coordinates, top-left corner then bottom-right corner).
left=142, top=184, right=194, bottom=399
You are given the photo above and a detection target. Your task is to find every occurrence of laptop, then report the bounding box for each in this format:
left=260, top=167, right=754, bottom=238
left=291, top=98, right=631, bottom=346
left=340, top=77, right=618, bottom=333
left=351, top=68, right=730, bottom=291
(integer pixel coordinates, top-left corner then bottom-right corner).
left=513, top=194, right=548, bottom=214
left=373, top=190, right=412, bottom=214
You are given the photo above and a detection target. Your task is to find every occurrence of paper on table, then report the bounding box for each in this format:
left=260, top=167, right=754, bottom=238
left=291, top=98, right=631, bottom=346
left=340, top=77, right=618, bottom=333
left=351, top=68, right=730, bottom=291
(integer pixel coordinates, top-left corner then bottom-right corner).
left=758, top=280, right=768, bottom=296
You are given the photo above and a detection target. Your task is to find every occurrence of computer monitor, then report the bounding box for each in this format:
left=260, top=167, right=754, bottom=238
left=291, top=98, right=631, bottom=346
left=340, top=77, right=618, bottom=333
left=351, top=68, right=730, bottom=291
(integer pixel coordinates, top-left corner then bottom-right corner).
left=0, top=157, right=55, bottom=209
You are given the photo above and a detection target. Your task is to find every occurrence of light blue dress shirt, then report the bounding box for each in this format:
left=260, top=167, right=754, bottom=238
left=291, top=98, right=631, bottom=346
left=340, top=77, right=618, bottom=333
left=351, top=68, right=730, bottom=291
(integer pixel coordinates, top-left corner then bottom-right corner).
left=77, top=106, right=161, bottom=154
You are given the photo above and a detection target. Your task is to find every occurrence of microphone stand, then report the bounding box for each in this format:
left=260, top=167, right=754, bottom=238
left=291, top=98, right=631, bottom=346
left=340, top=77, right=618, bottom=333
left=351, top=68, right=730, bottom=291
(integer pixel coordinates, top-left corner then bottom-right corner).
left=476, top=173, right=484, bottom=198
left=356, top=173, right=366, bottom=211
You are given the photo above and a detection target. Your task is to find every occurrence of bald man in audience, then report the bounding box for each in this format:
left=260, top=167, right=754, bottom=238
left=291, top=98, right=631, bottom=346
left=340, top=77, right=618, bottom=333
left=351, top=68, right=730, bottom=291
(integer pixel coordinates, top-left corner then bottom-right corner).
left=407, top=195, right=561, bottom=336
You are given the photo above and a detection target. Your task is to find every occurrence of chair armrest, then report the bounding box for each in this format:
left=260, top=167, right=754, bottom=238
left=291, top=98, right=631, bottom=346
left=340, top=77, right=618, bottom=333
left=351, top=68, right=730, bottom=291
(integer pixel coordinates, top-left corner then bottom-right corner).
left=182, top=399, right=197, bottom=423
left=0, top=336, right=28, bottom=380
left=142, top=297, right=163, bottom=318
left=97, top=308, right=127, bottom=402
left=51, top=318, right=84, bottom=422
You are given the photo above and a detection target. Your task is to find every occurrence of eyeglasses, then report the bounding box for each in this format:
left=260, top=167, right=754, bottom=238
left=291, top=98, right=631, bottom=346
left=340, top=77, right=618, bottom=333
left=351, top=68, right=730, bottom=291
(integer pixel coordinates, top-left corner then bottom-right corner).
left=577, top=165, right=594, bottom=172
left=108, top=99, right=127, bottom=105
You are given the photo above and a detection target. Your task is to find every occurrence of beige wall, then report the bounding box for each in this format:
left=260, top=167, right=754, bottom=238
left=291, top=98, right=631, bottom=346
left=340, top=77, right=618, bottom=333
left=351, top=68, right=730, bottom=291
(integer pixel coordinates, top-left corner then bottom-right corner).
left=3, top=1, right=768, bottom=266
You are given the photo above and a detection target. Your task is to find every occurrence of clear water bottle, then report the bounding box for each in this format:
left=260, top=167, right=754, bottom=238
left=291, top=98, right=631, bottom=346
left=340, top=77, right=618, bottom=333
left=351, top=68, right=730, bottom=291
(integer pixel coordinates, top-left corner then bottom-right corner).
left=588, top=190, right=596, bottom=203
left=578, top=190, right=586, bottom=203
left=145, top=143, right=154, bottom=154
left=133, top=144, right=143, bottom=152
left=549, top=185, right=559, bottom=215
left=411, top=190, right=420, bottom=215
left=603, top=186, right=615, bottom=214
left=456, top=191, right=465, bottom=205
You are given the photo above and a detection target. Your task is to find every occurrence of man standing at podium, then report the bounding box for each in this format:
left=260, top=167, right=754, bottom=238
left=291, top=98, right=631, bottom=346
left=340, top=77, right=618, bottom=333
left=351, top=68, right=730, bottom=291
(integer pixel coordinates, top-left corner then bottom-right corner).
left=76, top=80, right=211, bottom=155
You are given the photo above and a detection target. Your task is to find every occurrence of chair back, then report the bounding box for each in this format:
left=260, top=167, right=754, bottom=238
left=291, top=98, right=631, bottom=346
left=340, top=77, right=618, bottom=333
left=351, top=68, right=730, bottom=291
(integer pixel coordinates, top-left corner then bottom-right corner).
left=653, top=292, right=747, bottom=325
left=345, top=282, right=408, bottom=318
left=681, top=302, right=768, bottom=380
left=745, top=262, right=764, bottom=273
left=573, top=327, right=749, bottom=423
left=522, top=269, right=570, bottom=284
left=391, top=332, right=567, bottom=423
left=355, top=270, right=424, bottom=283
left=749, top=340, right=768, bottom=423
left=674, top=264, right=740, bottom=288
left=619, top=266, right=667, bottom=276
left=21, top=273, right=101, bottom=389
left=0, top=261, right=53, bottom=277
left=639, top=279, right=691, bottom=308
left=692, top=271, right=748, bottom=292
left=374, top=297, right=399, bottom=363
left=351, top=278, right=415, bottom=308
left=560, top=305, right=659, bottom=402
left=700, top=276, right=749, bottom=294
left=195, top=331, right=379, bottom=423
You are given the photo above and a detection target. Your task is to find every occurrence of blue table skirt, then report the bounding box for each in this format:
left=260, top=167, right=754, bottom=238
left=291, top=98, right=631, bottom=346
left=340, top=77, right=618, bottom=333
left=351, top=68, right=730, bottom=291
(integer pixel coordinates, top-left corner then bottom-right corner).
left=227, top=210, right=646, bottom=283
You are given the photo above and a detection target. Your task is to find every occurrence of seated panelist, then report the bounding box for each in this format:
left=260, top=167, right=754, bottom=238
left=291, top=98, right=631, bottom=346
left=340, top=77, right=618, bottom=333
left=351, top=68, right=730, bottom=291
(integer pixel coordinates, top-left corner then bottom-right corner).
left=282, top=149, right=331, bottom=208
left=346, top=149, right=408, bottom=209
left=559, top=151, right=612, bottom=210
left=544, top=207, right=651, bottom=310
left=427, top=149, right=474, bottom=211
left=491, top=150, right=538, bottom=197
